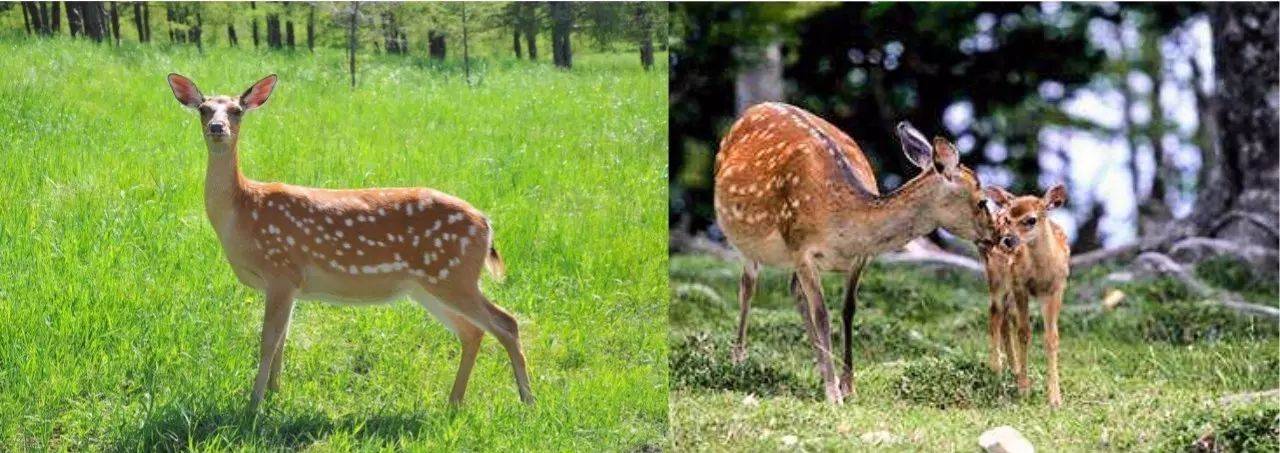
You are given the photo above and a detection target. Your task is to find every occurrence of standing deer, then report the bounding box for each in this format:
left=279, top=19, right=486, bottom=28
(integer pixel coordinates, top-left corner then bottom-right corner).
left=714, top=102, right=996, bottom=403
left=981, top=185, right=1069, bottom=407
left=166, top=73, right=533, bottom=411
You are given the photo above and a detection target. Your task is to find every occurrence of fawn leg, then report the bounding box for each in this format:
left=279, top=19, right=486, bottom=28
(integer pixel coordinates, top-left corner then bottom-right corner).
left=1042, top=291, right=1063, bottom=407
left=839, top=258, right=867, bottom=396
left=1013, top=291, right=1032, bottom=396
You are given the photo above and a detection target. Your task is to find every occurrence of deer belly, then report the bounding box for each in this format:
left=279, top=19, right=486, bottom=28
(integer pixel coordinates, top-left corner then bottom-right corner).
left=297, top=266, right=413, bottom=305
left=726, top=230, right=794, bottom=267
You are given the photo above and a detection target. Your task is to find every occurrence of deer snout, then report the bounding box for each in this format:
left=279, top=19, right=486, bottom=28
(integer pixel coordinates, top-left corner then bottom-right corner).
left=999, top=235, right=1020, bottom=250
left=208, top=122, right=228, bottom=135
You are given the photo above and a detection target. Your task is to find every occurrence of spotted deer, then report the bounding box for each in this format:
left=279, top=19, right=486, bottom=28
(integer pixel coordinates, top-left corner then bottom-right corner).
left=981, top=184, right=1069, bottom=407
left=714, top=102, right=997, bottom=403
left=166, top=73, right=533, bottom=411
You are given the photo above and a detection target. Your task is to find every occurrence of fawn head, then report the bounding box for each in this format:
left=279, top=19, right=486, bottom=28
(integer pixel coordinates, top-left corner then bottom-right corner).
left=896, top=121, right=993, bottom=243
left=167, top=73, right=277, bottom=147
left=983, top=184, right=1067, bottom=251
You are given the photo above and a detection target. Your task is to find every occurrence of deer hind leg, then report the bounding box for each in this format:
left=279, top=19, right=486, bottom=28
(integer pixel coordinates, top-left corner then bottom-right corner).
left=268, top=328, right=287, bottom=391
left=434, top=284, right=534, bottom=404
left=1041, top=290, right=1063, bottom=407
left=1000, top=295, right=1018, bottom=373
left=250, top=285, right=296, bottom=412
left=794, top=257, right=841, bottom=404
left=411, top=289, right=485, bottom=406
left=839, top=257, right=868, bottom=396
left=731, top=261, right=760, bottom=364
left=987, top=291, right=1006, bottom=372
left=1012, top=291, right=1032, bottom=396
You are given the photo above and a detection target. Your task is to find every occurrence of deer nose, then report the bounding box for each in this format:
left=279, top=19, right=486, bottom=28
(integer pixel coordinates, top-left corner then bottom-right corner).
left=208, top=123, right=227, bottom=134
left=1000, top=236, right=1019, bottom=249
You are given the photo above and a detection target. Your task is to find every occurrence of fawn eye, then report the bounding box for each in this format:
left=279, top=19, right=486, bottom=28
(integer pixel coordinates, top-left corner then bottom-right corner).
left=977, top=200, right=987, bottom=211
left=1023, top=217, right=1037, bottom=227
left=227, top=107, right=242, bottom=115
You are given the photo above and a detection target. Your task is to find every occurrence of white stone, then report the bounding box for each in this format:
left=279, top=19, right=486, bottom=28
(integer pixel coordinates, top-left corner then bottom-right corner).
left=978, top=426, right=1034, bottom=453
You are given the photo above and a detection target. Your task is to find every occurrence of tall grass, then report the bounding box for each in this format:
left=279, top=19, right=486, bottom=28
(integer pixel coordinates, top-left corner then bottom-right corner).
left=0, top=38, right=668, bottom=450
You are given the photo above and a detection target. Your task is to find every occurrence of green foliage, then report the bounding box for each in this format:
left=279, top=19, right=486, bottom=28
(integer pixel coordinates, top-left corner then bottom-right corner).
left=0, top=38, right=667, bottom=450
left=1159, top=404, right=1280, bottom=452
left=669, top=255, right=1279, bottom=450
left=1195, top=256, right=1280, bottom=300
left=895, top=355, right=1018, bottom=409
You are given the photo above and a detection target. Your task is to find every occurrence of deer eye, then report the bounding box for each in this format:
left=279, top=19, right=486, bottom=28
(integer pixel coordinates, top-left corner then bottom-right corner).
left=977, top=200, right=987, bottom=210
left=1023, top=217, right=1037, bottom=227
left=198, top=106, right=212, bottom=115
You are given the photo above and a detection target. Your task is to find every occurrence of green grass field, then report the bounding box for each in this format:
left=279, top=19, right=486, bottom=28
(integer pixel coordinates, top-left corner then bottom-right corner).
left=669, top=255, right=1278, bottom=451
left=0, top=38, right=667, bottom=450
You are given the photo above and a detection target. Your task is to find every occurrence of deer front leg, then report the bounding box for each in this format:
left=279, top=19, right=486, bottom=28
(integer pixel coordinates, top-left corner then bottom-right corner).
left=839, top=258, right=867, bottom=396
left=1012, top=291, right=1032, bottom=397
left=987, top=291, right=1006, bottom=372
left=731, top=261, right=760, bottom=364
left=249, top=285, right=296, bottom=412
left=1041, top=290, right=1063, bottom=407
left=795, top=258, right=841, bottom=404
left=268, top=328, right=287, bottom=391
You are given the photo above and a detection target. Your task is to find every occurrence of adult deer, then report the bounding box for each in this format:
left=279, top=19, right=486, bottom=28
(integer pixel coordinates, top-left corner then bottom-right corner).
left=714, top=102, right=994, bottom=403
left=166, top=73, right=533, bottom=411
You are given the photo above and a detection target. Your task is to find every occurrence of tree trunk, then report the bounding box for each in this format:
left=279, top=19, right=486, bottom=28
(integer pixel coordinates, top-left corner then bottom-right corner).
left=21, top=3, right=31, bottom=35
left=50, top=1, right=60, bottom=34
left=250, top=2, right=259, bottom=48
left=164, top=4, right=172, bottom=43
left=286, top=19, right=295, bottom=50
left=227, top=23, right=237, bottom=46
left=462, top=4, right=471, bottom=84
left=69, top=2, right=84, bottom=38
left=37, top=1, right=49, bottom=35
left=734, top=42, right=784, bottom=114
left=428, top=30, right=446, bottom=60
left=1189, top=3, right=1280, bottom=247
left=83, top=2, right=104, bottom=42
left=141, top=2, right=149, bottom=42
left=132, top=2, right=144, bottom=42
left=306, top=3, right=315, bottom=52
left=110, top=2, right=121, bottom=46
left=266, top=13, right=281, bottom=49
left=513, top=25, right=522, bottom=58
left=192, top=9, right=202, bottom=53
left=21, top=3, right=38, bottom=35
left=636, top=4, right=654, bottom=70
left=549, top=2, right=572, bottom=69
left=347, top=2, right=359, bottom=87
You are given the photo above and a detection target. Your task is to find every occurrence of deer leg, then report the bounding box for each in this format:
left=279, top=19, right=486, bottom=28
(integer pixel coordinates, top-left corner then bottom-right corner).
left=839, top=258, right=867, bottom=396
left=1041, top=290, right=1063, bottom=408
left=412, top=289, right=485, bottom=406
left=1001, top=295, right=1018, bottom=373
left=987, top=292, right=1005, bottom=372
left=731, top=261, right=760, bottom=364
left=249, top=285, right=296, bottom=412
left=445, top=287, right=534, bottom=404
left=795, top=259, right=841, bottom=404
left=1013, top=292, right=1032, bottom=397
left=268, top=328, right=287, bottom=391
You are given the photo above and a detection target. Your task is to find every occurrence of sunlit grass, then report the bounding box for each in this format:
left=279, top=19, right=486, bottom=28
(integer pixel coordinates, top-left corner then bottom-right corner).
left=0, top=37, right=668, bottom=450
left=669, top=255, right=1278, bottom=451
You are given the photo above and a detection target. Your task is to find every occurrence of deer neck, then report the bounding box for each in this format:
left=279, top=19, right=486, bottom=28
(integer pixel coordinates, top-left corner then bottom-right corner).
left=204, top=139, right=249, bottom=235
left=833, top=172, right=944, bottom=254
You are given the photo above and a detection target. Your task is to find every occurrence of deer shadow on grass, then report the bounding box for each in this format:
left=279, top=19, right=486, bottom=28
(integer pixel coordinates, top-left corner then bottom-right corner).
left=112, top=399, right=454, bottom=451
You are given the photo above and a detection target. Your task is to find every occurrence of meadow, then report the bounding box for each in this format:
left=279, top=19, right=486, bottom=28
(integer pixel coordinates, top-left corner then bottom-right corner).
left=669, top=255, right=1278, bottom=451
left=0, top=38, right=667, bottom=450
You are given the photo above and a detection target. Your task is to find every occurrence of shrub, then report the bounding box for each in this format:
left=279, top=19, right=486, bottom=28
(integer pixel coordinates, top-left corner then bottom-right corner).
left=896, top=355, right=1017, bottom=409
left=1159, top=403, right=1279, bottom=452
left=669, top=332, right=817, bottom=398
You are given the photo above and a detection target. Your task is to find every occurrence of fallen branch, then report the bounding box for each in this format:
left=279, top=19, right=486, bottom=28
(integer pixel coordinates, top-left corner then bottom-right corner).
left=1070, top=243, right=1140, bottom=269
left=1134, top=252, right=1280, bottom=320
left=881, top=238, right=984, bottom=276
left=1167, top=237, right=1279, bottom=278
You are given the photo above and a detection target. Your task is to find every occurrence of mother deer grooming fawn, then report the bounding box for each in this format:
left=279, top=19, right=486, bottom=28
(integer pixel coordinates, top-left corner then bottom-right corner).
left=714, top=102, right=996, bottom=403
left=166, top=73, right=533, bottom=411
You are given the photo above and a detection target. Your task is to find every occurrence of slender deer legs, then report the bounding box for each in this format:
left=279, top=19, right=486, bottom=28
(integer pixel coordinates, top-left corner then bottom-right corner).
left=731, top=261, right=760, bottom=364
left=1012, top=292, right=1032, bottom=396
left=448, top=317, right=485, bottom=405
left=250, top=285, right=297, bottom=412
left=839, top=258, right=867, bottom=396
left=794, top=258, right=841, bottom=404
left=987, top=295, right=1006, bottom=371
left=1041, top=290, right=1063, bottom=407
left=437, top=286, right=534, bottom=404
left=268, top=328, right=287, bottom=391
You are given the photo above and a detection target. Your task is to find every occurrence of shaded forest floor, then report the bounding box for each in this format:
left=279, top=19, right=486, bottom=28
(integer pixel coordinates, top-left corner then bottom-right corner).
left=0, top=38, right=668, bottom=450
left=669, top=254, right=1278, bottom=451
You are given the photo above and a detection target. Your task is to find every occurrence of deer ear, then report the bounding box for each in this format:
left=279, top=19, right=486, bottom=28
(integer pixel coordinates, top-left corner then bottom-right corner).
left=932, top=137, right=960, bottom=177
left=240, top=74, right=278, bottom=110
left=983, top=186, right=1014, bottom=207
left=1043, top=184, right=1067, bottom=210
left=167, top=73, right=203, bottom=109
left=897, top=121, right=932, bottom=169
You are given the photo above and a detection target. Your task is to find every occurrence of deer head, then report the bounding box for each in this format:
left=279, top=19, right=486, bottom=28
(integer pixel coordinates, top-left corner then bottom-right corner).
left=983, top=184, right=1067, bottom=251
left=896, top=121, right=994, bottom=243
left=167, top=73, right=277, bottom=148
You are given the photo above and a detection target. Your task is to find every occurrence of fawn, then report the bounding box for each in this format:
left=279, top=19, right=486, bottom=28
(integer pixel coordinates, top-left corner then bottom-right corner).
left=714, top=102, right=997, bottom=403
left=981, top=184, right=1070, bottom=407
left=166, top=73, right=533, bottom=411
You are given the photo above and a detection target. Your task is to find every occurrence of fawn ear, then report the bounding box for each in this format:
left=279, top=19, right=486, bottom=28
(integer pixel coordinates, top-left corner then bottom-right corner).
left=240, top=74, right=278, bottom=110
left=167, top=73, right=203, bottom=109
left=983, top=186, right=1014, bottom=207
left=932, top=137, right=960, bottom=179
left=1043, top=184, right=1067, bottom=210
left=897, top=121, right=933, bottom=169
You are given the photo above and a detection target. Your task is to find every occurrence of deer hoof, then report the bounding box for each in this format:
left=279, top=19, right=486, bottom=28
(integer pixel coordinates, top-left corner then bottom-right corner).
left=730, top=344, right=748, bottom=364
